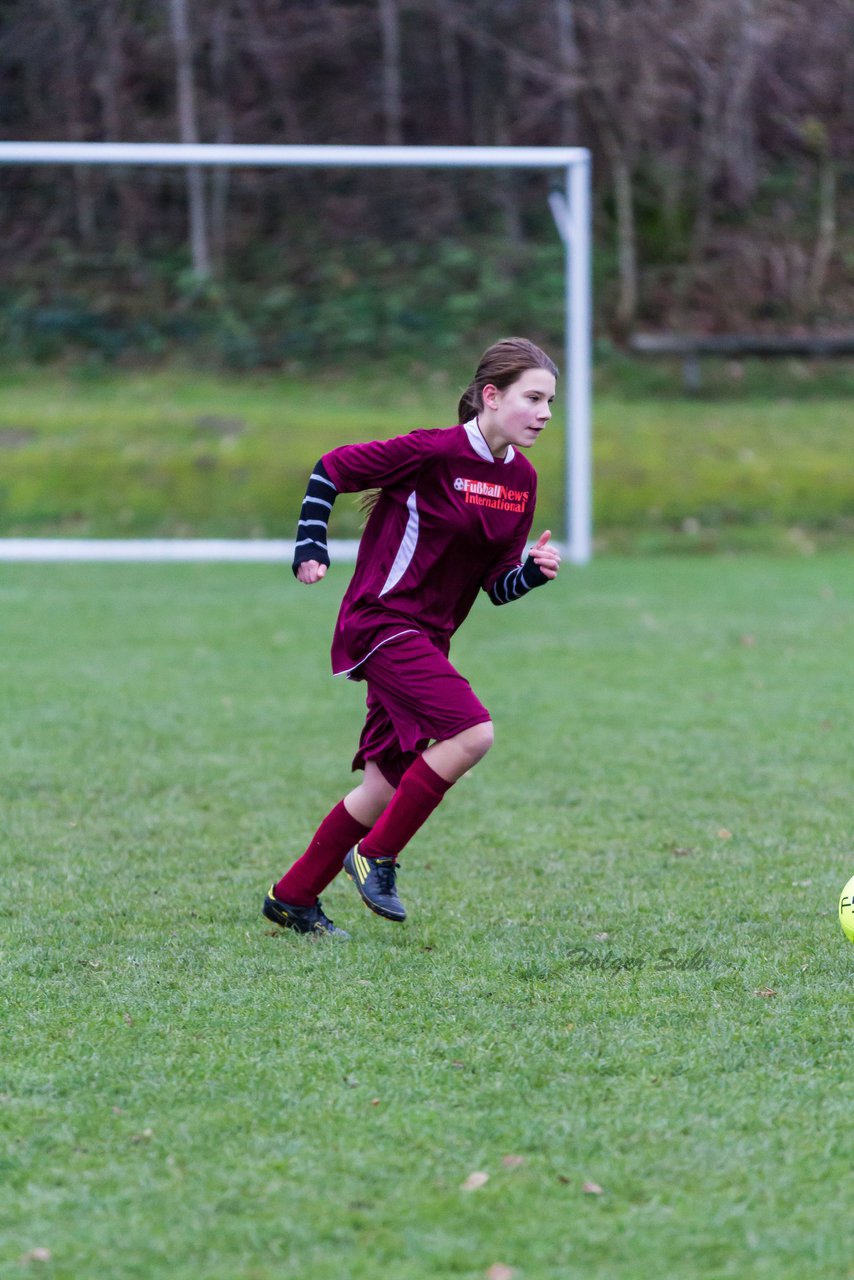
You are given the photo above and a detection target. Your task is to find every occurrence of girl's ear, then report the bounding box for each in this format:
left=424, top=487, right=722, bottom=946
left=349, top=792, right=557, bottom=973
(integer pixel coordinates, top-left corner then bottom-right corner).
left=482, top=382, right=500, bottom=411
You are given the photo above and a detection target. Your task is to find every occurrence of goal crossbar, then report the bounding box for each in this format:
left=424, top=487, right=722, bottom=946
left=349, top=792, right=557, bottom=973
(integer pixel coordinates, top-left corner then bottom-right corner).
left=0, top=141, right=592, bottom=563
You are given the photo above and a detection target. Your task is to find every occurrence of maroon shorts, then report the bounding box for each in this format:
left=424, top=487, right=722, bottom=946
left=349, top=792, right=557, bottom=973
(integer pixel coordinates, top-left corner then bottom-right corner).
left=350, top=632, right=491, bottom=788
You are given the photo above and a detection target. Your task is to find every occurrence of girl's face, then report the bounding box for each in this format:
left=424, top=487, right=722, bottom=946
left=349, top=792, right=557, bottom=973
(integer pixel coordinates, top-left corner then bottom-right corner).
left=481, top=367, right=556, bottom=452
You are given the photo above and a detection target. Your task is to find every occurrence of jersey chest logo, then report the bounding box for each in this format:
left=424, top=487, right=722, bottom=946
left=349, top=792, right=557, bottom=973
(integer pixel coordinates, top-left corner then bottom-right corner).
left=453, top=476, right=529, bottom=514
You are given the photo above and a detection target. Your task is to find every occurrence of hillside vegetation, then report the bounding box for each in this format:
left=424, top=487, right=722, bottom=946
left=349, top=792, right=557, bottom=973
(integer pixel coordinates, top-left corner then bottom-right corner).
left=2, top=0, right=853, bottom=350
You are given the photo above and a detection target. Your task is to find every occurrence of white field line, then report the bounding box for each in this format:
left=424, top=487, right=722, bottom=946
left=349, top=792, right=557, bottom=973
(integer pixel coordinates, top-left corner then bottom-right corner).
left=0, top=539, right=362, bottom=562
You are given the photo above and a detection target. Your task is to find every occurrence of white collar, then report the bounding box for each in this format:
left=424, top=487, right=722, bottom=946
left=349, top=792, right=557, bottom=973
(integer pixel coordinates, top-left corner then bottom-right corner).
left=463, top=418, right=515, bottom=465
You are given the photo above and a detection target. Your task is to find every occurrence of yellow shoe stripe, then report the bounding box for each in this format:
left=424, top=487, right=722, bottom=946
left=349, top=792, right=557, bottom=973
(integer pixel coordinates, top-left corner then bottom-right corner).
left=355, top=851, right=371, bottom=883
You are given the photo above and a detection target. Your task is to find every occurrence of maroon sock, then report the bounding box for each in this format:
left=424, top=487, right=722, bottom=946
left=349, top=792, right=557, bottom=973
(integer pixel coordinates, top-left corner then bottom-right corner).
left=274, top=800, right=370, bottom=906
left=358, top=755, right=454, bottom=861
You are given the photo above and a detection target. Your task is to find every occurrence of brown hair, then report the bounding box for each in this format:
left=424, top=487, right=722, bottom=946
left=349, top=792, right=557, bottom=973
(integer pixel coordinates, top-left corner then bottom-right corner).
left=457, top=336, right=559, bottom=422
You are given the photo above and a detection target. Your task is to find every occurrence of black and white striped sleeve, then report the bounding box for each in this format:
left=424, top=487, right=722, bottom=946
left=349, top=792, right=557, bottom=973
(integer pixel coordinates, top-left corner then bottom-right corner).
left=292, top=458, right=338, bottom=575
left=486, top=555, right=550, bottom=606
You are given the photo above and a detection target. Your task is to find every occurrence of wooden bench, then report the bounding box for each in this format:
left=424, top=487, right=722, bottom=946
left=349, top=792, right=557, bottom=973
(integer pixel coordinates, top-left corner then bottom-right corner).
left=629, top=333, right=854, bottom=391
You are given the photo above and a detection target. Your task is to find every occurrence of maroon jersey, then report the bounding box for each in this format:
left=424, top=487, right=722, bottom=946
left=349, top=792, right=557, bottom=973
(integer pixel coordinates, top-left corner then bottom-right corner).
left=322, top=421, right=538, bottom=676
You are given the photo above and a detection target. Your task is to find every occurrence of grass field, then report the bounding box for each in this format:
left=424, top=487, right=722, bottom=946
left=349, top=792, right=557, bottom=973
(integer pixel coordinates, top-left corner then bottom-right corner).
left=2, top=555, right=852, bottom=1279
left=1, top=362, right=853, bottom=549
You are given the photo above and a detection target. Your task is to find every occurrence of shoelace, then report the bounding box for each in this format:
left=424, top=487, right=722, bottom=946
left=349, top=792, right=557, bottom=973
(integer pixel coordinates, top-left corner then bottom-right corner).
left=373, top=860, right=398, bottom=896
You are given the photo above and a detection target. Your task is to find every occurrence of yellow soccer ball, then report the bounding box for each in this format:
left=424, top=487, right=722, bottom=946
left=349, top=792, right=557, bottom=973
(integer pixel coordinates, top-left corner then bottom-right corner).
left=839, top=875, right=854, bottom=943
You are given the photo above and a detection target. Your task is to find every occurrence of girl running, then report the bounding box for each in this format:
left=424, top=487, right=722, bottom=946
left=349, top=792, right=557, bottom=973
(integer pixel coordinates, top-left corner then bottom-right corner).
left=263, top=337, right=561, bottom=936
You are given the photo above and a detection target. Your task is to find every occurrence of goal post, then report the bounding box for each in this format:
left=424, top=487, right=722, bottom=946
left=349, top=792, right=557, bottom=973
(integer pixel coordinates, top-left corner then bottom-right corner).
left=0, top=141, right=593, bottom=563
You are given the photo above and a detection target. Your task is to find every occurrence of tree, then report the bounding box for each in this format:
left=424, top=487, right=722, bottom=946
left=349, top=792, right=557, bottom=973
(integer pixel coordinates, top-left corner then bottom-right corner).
left=167, top=0, right=211, bottom=279
left=377, top=0, right=404, bottom=144
left=50, top=0, right=96, bottom=244
left=209, top=0, right=234, bottom=273
left=553, top=0, right=580, bottom=143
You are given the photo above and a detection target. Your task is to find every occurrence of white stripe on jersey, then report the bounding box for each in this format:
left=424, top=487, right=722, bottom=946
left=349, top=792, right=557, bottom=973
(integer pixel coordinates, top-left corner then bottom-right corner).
left=379, top=491, right=419, bottom=597
left=310, top=472, right=337, bottom=489
left=331, top=627, right=420, bottom=678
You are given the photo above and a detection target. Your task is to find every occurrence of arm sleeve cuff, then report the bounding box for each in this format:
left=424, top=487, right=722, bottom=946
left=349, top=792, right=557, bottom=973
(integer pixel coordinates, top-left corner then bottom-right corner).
left=487, top=554, right=550, bottom=606
left=292, top=458, right=337, bottom=575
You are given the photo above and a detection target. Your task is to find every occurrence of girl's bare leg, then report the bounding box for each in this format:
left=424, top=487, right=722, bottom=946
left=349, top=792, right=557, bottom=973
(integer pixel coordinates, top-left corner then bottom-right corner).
left=343, top=761, right=396, bottom=827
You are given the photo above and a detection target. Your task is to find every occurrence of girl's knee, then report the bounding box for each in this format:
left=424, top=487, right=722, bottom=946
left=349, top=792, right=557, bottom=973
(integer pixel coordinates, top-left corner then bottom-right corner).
left=422, top=720, right=495, bottom=783
left=463, top=719, right=494, bottom=763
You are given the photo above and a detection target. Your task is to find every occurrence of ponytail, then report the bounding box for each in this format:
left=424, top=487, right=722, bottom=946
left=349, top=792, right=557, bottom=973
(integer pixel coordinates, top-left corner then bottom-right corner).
left=359, top=489, right=381, bottom=522
left=457, top=383, right=480, bottom=422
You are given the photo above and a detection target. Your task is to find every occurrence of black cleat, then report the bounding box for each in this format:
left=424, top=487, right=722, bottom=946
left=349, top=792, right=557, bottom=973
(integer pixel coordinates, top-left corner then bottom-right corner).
left=262, top=887, right=350, bottom=938
left=343, top=846, right=406, bottom=922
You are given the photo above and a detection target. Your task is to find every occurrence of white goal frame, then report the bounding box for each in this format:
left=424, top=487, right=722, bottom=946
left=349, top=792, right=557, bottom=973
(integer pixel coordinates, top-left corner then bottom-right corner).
left=0, top=142, right=593, bottom=563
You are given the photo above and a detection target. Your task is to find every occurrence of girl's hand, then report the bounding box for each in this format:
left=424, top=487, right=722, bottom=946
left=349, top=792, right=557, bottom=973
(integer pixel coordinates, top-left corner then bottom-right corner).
left=530, top=530, right=561, bottom=579
left=296, top=560, right=328, bottom=584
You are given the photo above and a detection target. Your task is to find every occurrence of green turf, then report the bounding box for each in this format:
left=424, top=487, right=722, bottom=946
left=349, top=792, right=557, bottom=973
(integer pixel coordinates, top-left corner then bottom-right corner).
left=2, top=556, right=852, bottom=1278
left=1, top=364, right=853, bottom=548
